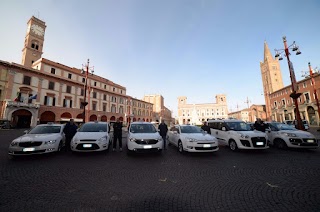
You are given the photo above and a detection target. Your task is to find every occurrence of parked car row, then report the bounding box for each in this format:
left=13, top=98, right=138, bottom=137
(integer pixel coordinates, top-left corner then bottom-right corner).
left=7, top=120, right=319, bottom=158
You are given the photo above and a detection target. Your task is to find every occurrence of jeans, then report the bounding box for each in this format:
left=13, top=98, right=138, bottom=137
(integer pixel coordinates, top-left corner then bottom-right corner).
left=113, top=134, right=122, bottom=149
left=161, top=135, right=166, bottom=149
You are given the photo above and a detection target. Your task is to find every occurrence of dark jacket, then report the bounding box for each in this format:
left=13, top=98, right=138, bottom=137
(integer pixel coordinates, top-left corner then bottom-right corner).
left=63, top=123, right=78, bottom=138
left=158, top=123, right=168, bottom=136
left=254, top=121, right=267, bottom=132
left=201, top=125, right=211, bottom=134
left=113, top=122, right=123, bottom=135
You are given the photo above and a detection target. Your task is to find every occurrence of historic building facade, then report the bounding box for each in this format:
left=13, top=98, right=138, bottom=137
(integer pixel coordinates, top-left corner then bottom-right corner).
left=177, top=95, right=228, bottom=125
left=228, top=105, right=266, bottom=122
left=260, top=41, right=320, bottom=125
left=143, top=94, right=173, bottom=125
left=0, top=16, right=153, bottom=127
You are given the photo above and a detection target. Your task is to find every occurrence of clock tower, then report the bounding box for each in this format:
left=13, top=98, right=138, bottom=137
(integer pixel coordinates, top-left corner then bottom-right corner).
left=21, top=16, right=46, bottom=68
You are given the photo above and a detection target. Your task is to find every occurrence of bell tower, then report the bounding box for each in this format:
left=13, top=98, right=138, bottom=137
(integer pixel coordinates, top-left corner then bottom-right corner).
left=260, top=41, right=284, bottom=121
left=22, top=16, right=46, bottom=68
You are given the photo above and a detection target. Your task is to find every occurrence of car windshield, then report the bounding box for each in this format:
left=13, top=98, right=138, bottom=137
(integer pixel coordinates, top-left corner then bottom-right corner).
left=286, top=121, right=293, bottom=124
left=226, top=122, right=252, bottom=131
left=180, top=125, right=203, bottom=133
left=79, top=123, right=108, bottom=132
left=29, top=125, right=61, bottom=134
left=272, top=123, right=296, bottom=130
left=130, top=124, right=157, bottom=133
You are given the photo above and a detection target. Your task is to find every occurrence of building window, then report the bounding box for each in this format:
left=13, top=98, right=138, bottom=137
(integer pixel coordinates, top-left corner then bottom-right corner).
left=48, top=81, right=55, bottom=90
left=63, top=99, right=73, bottom=108
left=304, top=93, right=310, bottom=103
left=80, top=89, right=84, bottom=96
left=82, top=78, right=85, bottom=83
left=66, top=86, right=71, bottom=93
left=44, top=96, right=56, bottom=106
left=23, top=76, right=31, bottom=85
left=51, top=68, right=56, bottom=74
left=103, top=94, right=107, bottom=101
left=68, top=73, right=72, bottom=79
left=113, top=87, right=115, bottom=92
left=111, top=105, right=116, bottom=113
left=80, top=99, right=84, bottom=109
left=94, top=82, right=97, bottom=86
left=92, top=102, right=97, bottom=111
left=103, top=104, right=107, bottom=112
left=104, top=84, right=107, bottom=89
left=92, top=92, right=97, bottom=98
left=31, top=60, right=34, bottom=64
left=303, top=82, right=307, bottom=88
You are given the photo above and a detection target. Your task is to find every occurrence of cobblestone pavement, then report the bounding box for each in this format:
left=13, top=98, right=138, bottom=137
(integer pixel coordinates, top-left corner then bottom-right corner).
left=0, top=129, right=319, bottom=212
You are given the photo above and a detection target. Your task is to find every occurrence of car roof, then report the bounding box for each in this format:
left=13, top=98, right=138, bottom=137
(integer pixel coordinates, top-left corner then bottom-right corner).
left=37, top=123, right=64, bottom=127
left=176, top=124, right=198, bottom=127
left=207, top=119, right=244, bottom=123
left=131, top=122, right=152, bottom=124
left=84, top=121, right=108, bottom=124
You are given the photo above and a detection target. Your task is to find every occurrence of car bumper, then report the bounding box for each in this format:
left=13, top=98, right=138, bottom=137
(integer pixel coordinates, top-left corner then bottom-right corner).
left=71, top=142, right=109, bottom=152
left=8, top=146, right=58, bottom=155
left=286, top=138, right=318, bottom=148
left=127, top=140, right=163, bottom=152
left=184, top=145, right=219, bottom=152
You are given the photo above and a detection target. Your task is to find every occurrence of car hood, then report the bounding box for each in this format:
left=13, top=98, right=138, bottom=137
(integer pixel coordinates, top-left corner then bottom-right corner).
left=278, top=130, right=315, bottom=138
left=182, top=133, right=217, bottom=141
left=238, top=131, right=266, bottom=137
left=73, top=132, right=108, bottom=140
left=128, top=132, right=161, bottom=140
left=14, top=134, right=60, bottom=142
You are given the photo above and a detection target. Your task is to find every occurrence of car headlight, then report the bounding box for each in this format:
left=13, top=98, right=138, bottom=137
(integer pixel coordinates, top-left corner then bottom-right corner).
left=129, top=137, right=136, bottom=142
left=10, top=141, right=18, bottom=146
left=281, top=132, right=297, bottom=137
left=186, top=138, right=197, bottom=142
left=238, top=133, right=249, bottom=139
left=98, top=137, right=107, bottom=142
left=45, top=140, right=57, bottom=145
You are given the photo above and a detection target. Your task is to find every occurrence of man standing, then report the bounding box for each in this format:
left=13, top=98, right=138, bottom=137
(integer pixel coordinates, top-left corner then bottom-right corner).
left=158, top=120, right=168, bottom=150
left=113, top=118, right=123, bottom=152
left=63, top=119, right=78, bottom=151
left=254, top=118, right=267, bottom=132
left=201, top=121, right=211, bottom=134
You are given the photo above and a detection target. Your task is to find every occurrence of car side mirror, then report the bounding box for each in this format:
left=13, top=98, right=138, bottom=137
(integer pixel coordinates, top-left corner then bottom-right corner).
left=266, top=128, right=271, bottom=132
left=222, top=127, right=226, bottom=131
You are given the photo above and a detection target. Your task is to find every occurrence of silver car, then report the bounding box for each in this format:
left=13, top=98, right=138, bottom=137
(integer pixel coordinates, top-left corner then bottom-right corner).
left=8, top=123, right=66, bottom=157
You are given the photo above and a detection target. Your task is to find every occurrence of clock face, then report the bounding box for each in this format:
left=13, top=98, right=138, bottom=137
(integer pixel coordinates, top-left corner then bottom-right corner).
left=31, top=24, right=44, bottom=37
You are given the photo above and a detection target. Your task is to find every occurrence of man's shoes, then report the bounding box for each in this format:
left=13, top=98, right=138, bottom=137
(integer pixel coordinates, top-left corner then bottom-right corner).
left=113, top=148, right=115, bottom=152
left=120, top=148, right=123, bottom=152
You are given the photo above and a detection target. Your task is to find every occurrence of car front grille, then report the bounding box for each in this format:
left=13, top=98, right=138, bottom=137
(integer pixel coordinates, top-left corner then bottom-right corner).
left=76, top=143, right=100, bottom=150
left=13, top=150, right=46, bottom=154
left=251, top=137, right=267, bottom=147
left=80, top=139, right=97, bottom=142
left=19, top=142, right=42, bottom=147
left=135, top=139, right=158, bottom=145
left=195, top=146, right=218, bottom=150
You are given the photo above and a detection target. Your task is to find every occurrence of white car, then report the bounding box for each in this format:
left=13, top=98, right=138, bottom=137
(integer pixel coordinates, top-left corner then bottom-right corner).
left=8, top=123, right=65, bottom=156
left=167, top=125, right=219, bottom=153
left=208, top=120, right=269, bottom=151
left=127, top=122, right=163, bottom=154
left=266, top=122, right=318, bottom=149
left=71, top=121, right=111, bottom=152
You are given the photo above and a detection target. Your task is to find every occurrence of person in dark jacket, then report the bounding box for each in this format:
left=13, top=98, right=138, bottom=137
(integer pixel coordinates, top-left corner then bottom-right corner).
left=113, top=118, right=123, bottom=152
left=253, top=118, right=267, bottom=132
left=63, top=119, right=78, bottom=151
left=158, top=120, right=168, bottom=150
left=201, top=122, right=211, bottom=134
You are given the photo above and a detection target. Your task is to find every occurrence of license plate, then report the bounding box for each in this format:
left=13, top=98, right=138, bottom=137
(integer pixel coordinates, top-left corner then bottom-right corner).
left=256, top=142, right=264, bottom=146
left=203, top=144, right=211, bottom=148
left=143, top=145, right=152, bottom=149
left=23, top=148, right=35, bottom=152
left=83, top=144, right=92, bottom=148
left=307, top=139, right=314, bottom=143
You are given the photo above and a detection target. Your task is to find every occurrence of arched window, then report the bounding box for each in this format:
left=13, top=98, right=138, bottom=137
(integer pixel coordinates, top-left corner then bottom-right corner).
left=31, top=40, right=39, bottom=50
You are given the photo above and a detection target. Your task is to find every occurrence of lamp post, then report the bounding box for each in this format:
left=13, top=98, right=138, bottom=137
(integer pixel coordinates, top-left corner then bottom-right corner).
left=274, top=36, right=304, bottom=130
left=302, top=63, right=320, bottom=126
left=81, top=59, right=94, bottom=123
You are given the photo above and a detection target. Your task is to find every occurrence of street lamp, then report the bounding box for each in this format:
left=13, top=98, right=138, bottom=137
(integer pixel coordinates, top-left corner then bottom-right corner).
left=274, top=36, right=304, bottom=130
left=81, top=59, right=94, bottom=123
left=302, top=63, right=320, bottom=126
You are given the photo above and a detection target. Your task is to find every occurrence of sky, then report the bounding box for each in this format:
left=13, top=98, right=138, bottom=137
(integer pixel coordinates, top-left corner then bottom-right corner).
left=1, top=0, right=319, bottom=117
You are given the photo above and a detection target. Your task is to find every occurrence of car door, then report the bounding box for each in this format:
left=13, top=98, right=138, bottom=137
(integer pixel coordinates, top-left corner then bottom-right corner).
left=167, top=126, right=176, bottom=144
left=265, top=123, right=277, bottom=145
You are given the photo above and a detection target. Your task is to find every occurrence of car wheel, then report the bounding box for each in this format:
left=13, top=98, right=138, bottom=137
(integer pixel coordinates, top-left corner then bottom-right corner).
left=276, top=139, right=287, bottom=149
left=178, top=141, right=184, bottom=154
left=229, top=140, right=238, bottom=151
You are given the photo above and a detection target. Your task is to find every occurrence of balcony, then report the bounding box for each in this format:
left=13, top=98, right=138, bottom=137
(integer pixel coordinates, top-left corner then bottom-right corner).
left=5, top=101, right=40, bottom=109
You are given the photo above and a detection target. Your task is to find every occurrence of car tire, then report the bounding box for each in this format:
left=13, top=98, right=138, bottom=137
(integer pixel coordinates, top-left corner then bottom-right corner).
left=229, top=140, right=238, bottom=151
left=178, top=140, right=184, bottom=154
left=276, top=139, right=287, bottom=149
